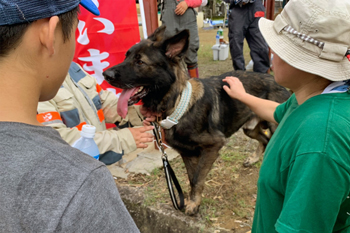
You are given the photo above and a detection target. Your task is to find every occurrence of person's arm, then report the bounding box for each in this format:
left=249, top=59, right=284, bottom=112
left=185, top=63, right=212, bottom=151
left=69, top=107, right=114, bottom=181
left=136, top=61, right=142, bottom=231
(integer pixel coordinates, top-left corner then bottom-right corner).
left=57, top=166, right=140, bottom=233
left=223, top=76, right=279, bottom=124
left=99, top=86, right=144, bottom=127
left=175, top=1, right=188, bottom=15
left=94, top=126, right=153, bottom=154
left=175, top=0, right=203, bottom=15
left=185, top=0, right=204, bottom=8
left=37, top=100, right=153, bottom=155
left=98, top=86, right=155, bottom=151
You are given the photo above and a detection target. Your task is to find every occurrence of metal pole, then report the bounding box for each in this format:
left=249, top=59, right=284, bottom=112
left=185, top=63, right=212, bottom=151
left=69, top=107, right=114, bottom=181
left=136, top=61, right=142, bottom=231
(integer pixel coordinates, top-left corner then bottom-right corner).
left=265, top=0, right=275, bottom=73
left=266, top=0, right=275, bottom=20
left=139, top=0, right=148, bottom=39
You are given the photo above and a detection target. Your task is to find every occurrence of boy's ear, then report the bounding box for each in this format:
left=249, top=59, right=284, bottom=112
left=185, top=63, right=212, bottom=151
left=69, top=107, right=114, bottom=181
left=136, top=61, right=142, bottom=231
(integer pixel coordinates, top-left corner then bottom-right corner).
left=39, top=16, right=60, bottom=55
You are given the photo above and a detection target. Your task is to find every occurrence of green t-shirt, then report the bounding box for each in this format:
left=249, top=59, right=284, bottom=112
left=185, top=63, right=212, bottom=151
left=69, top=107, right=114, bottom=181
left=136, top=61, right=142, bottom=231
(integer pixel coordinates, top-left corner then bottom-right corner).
left=252, top=93, right=350, bottom=233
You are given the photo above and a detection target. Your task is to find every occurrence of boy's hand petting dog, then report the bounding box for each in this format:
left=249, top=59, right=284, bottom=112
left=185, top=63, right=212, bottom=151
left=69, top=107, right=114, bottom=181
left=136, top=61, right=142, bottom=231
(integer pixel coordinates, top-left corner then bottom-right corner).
left=128, top=126, right=154, bottom=149
left=223, top=76, right=248, bottom=101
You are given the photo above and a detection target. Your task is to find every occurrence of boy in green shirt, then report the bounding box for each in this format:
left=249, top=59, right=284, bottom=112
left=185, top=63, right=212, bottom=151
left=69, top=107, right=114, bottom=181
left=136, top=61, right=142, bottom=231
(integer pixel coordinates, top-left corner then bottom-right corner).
left=223, top=0, right=350, bottom=232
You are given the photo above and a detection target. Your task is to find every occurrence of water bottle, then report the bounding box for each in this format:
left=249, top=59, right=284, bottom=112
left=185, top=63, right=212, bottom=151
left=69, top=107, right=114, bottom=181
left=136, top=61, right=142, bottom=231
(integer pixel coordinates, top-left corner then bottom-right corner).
left=215, top=32, right=220, bottom=45
left=218, top=27, right=224, bottom=44
left=218, top=27, right=223, bottom=36
left=72, top=124, right=100, bottom=160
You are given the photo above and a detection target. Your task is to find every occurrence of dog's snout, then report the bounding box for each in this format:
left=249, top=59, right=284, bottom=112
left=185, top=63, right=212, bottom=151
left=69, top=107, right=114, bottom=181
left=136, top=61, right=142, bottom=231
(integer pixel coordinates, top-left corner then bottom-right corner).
left=103, top=69, right=119, bottom=82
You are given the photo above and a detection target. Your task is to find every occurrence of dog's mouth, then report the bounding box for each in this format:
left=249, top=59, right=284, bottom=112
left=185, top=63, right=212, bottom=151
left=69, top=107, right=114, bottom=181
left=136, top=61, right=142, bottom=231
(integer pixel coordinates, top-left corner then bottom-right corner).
left=117, top=86, right=148, bottom=118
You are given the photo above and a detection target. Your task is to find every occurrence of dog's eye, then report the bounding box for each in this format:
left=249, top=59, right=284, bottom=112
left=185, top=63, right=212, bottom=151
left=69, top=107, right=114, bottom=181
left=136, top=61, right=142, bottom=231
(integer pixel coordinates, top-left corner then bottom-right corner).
left=136, top=60, right=145, bottom=65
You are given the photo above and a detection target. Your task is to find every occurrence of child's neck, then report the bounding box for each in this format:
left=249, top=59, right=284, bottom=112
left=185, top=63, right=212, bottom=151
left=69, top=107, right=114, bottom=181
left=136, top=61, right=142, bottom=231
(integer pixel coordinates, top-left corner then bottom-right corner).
left=0, top=63, right=42, bottom=125
left=293, top=77, right=332, bottom=105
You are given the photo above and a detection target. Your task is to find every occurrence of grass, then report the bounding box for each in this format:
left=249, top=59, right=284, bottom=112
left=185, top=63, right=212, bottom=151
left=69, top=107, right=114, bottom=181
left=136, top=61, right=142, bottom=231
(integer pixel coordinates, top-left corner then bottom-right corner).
left=198, top=44, right=216, bottom=60
left=197, top=28, right=252, bottom=62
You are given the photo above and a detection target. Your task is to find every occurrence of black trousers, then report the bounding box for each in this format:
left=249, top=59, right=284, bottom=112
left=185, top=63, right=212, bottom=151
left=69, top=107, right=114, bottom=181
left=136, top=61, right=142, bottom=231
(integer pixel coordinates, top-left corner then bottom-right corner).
left=227, top=1, right=270, bottom=73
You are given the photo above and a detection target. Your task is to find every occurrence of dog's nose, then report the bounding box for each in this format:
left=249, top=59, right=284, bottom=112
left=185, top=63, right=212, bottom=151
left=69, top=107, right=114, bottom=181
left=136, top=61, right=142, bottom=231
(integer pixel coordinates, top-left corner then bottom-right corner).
left=103, top=69, right=115, bottom=82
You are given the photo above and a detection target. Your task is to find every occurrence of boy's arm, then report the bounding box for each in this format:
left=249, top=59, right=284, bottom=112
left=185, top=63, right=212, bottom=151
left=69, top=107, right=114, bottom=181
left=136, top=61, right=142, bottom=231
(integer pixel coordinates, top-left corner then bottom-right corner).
left=223, top=76, right=279, bottom=124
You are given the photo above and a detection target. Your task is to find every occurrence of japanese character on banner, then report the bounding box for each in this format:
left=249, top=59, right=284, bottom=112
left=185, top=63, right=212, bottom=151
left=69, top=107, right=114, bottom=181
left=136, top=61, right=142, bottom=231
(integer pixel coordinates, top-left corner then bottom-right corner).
left=73, top=0, right=140, bottom=96
left=79, top=49, right=110, bottom=85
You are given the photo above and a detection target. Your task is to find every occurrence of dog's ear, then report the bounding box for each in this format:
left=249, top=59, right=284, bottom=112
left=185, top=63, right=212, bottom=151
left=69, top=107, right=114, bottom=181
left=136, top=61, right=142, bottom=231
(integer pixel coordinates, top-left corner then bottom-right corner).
left=163, top=29, right=190, bottom=59
left=148, top=25, right=167, bottom=42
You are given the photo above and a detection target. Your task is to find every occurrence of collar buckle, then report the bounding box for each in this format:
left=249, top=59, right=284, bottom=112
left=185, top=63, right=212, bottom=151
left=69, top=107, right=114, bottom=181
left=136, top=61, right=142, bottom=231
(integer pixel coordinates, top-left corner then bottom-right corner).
left=160, top=116, right=178, bottom=129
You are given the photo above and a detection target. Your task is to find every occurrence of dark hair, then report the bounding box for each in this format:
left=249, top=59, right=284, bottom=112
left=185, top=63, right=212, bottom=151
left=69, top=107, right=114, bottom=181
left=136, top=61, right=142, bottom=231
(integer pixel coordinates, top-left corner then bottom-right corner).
left=0, top=6, right=79, bottom=58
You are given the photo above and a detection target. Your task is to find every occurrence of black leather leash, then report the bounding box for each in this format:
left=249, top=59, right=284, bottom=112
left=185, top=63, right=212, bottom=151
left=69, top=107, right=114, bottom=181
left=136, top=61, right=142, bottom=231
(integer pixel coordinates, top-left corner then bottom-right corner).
left=151, top=122, right=184, bottom=210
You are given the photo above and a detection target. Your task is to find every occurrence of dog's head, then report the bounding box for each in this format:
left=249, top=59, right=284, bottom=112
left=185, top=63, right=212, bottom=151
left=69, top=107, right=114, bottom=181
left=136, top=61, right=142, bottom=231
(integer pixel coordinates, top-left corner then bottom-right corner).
left=103, top=25, right=189, bottom=118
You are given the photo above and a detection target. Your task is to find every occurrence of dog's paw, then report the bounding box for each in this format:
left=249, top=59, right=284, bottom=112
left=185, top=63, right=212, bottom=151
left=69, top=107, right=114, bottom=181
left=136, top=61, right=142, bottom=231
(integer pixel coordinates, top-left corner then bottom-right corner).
left=184, top=200, right=200, bottom=215
left=243, top=156, right=260, bottom=167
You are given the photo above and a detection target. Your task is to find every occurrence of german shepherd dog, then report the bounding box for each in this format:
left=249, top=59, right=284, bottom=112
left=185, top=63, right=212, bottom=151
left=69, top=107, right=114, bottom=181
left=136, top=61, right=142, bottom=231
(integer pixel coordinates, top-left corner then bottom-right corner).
left=103, top=25, right=290, bottom=215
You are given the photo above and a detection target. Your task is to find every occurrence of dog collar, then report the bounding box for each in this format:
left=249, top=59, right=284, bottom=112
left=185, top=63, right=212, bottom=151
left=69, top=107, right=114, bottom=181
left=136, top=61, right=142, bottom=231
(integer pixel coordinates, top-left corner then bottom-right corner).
left=160, top=81, right=192, bottom=129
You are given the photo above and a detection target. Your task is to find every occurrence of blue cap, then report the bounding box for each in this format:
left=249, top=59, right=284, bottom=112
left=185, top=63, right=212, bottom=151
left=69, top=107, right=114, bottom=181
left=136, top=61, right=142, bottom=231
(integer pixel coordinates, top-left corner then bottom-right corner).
left=80, top=0, right=100, bottom=16
left=0, top=0, right=100, bottom=26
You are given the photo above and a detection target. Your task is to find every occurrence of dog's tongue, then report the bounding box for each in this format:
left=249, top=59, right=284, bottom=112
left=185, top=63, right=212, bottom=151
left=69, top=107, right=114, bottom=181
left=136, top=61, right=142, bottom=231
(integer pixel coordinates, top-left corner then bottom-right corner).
left=117, top=88, right=138, bottom=118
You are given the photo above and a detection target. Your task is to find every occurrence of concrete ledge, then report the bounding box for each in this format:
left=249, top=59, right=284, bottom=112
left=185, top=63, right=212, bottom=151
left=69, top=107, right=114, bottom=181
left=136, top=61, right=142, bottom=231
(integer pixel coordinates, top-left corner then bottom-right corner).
left=118, top=185, right=231, bottom=233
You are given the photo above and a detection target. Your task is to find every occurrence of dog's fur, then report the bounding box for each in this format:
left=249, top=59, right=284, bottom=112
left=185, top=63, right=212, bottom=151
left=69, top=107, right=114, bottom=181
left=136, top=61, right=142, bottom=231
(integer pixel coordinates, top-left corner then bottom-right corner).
left=103, top=26, right=290, bottom=215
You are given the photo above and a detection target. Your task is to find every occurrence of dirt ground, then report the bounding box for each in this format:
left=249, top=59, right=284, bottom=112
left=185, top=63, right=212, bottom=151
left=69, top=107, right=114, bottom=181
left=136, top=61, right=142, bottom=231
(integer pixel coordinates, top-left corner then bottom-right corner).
left=116, top=27, right=261, bottom=232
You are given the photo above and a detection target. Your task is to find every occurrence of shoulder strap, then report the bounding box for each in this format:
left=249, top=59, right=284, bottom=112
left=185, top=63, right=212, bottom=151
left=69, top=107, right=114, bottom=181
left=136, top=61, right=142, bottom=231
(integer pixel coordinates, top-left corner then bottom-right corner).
left=68, top=62, right=86, bottom=83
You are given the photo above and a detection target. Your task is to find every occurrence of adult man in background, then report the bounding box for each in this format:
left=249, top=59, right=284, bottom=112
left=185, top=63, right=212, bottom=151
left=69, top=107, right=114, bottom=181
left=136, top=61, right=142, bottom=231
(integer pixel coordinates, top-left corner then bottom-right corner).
left=225, top=0, right=270, bottom=73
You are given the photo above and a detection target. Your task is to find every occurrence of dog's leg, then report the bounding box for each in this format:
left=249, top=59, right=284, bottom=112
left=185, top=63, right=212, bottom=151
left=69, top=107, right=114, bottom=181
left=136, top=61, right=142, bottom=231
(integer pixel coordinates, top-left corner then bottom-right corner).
left=242, top=117, right=270, bottom=167
left=181, top=146, right=222, bottom=215
left=268, top=121, right=278, bottom=134
left=243, top=141, right=265, bottom=167
left=181, top=155, right=199, bottom=213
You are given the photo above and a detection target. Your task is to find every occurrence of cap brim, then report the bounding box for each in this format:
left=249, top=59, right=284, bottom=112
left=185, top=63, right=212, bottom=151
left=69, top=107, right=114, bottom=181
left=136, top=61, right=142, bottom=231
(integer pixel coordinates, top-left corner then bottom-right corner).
left=258, top=17, right=350, bottom=81
left=80, top=0, right=100, bottom=16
